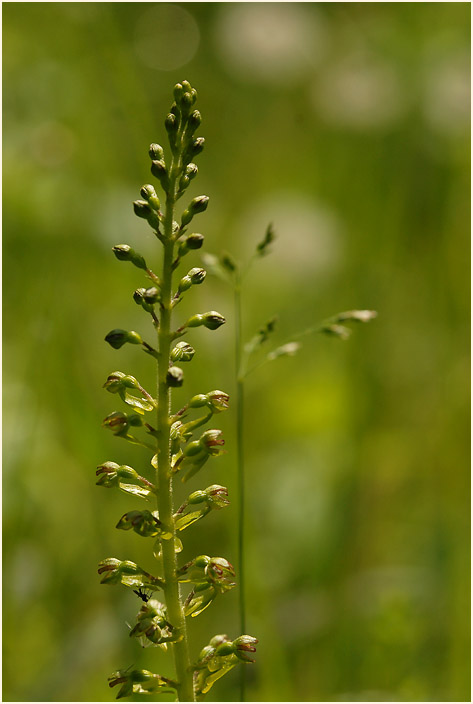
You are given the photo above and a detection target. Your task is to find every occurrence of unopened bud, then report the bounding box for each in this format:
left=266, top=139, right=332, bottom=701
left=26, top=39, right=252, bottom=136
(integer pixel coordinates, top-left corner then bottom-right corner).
left=171, top=341, right=195, bottom=362
left=112, top=244, right=147, bottom=271
left=140, top=184, right=161, bottom=211
left=177, top=275, right=192, bottom=294
left=180, top=92, right=193, bottom=115
left=202, top=311, right=225, bottom=330
left=173, top=83, right=184, bottom=102
left=149, top=143, right=164, bottom=161
left=102, top=411, right=129, bottom=434
left=189, top=267, right=206, bottom=285
left=133, top=200, right=152, bottom=219
left=178, top=233, right=204, bottom=257
left=188, top=110, right=201, bottom=130
left=133, top=288, right=146, bottom=305
left=167, top=366, right=184, bottom=387
left=105, top=329, right=143, bottom=349
left=143, top=287, right=160, bottom=305
left=165, top=113, right=178, bottom=134
left=186, top=311, right=225, bottom=330
left=186, top=163, right=198, bottom=179
left=150, top=160, right=169, bottom=191
left=188, top=137, right=205, bottom=159
left=181, top=196, right=209, bottom=227
left=103, top=371, right=126, bottom=393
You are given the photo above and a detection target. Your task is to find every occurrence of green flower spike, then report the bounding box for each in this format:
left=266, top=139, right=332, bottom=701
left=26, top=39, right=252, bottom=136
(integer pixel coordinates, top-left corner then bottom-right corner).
left=98, top=82, right=257, bottom=701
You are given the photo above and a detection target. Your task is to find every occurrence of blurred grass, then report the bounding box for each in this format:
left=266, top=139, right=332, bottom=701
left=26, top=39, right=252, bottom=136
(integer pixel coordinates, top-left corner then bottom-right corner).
left=3, top=2, right=470, bottom=702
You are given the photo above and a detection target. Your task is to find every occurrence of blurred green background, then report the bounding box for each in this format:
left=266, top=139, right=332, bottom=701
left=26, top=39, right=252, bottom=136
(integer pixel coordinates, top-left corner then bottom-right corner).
left=3, top=2, right=470, bottom=702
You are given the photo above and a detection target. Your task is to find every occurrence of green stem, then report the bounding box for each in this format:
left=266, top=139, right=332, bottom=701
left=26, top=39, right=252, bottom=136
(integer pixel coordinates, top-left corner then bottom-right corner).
left=156, top=132, right=194, bottom=703
left=235, top=273, right=247, bottom=702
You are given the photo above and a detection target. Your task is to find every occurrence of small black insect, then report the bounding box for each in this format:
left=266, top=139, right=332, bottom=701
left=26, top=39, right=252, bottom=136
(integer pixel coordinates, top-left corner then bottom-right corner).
left=133, top=587, right=152, bottom=602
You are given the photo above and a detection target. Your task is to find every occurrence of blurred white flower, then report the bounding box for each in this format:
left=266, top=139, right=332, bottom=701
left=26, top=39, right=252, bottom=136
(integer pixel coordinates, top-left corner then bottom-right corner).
left=215, top=3, right=327, bottom=84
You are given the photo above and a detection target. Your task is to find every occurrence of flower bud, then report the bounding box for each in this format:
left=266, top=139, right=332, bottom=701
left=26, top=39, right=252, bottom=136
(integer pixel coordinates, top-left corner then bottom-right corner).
left=178, top=233, right=204, bottom=257
left=173, top=82, right=184, bottom=102
left=179, top=174, right=190, bottom=191
left=133, top=288, right=146, bottom=305
left=149, top=143, right=164, bottom=161
left=143, top=287, right=160, bottom=305
left=102, top=411, right=129, bottom=434
left=186, top=311, right=225, bottom=330
left=167, top=366, right=184, bottom=387
left=185, top=137, right=205, bottom=161
left=165, top=113, right=178, bottom=135
left=105, top=329, right=142, bottom=349
left=150, top=160, right=169, bottom=191
left=202, top=311, right=225, bottom=330
left=103, top=371, right=126, bottom=393
left=177, top=275, right=192, bottom=294
left=140, top=184, right=161, bottom=211
left=181, top=80, right=192, bottom=92
left=190, top=195, right=209, bottom=215
left=133, top=199, right=152, bottom=219
left=189, top=267, right=206, bottom=285
left=112, top=244, right=147, bottom=271
left=188, top=110, right=201, bottom=130
left=171, top=341, right=195, bottom=362
left=186, top=163, right=198, bottom=179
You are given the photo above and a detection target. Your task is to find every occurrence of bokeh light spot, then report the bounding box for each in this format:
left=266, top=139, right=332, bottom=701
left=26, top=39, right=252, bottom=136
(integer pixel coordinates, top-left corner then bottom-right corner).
left=134, top=4, right=200, bottom=71
left=215, top=4, right=327, bottom=84
left=422, top=50, right=470, bottom=135
left=312, top=53, right=405, bottom=129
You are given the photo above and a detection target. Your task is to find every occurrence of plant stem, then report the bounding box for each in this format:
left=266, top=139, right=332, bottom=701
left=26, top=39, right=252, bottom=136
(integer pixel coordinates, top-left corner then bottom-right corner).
left=235, top=273, right=247, bottom=702
left=155, top=141, right=194, bottom=702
